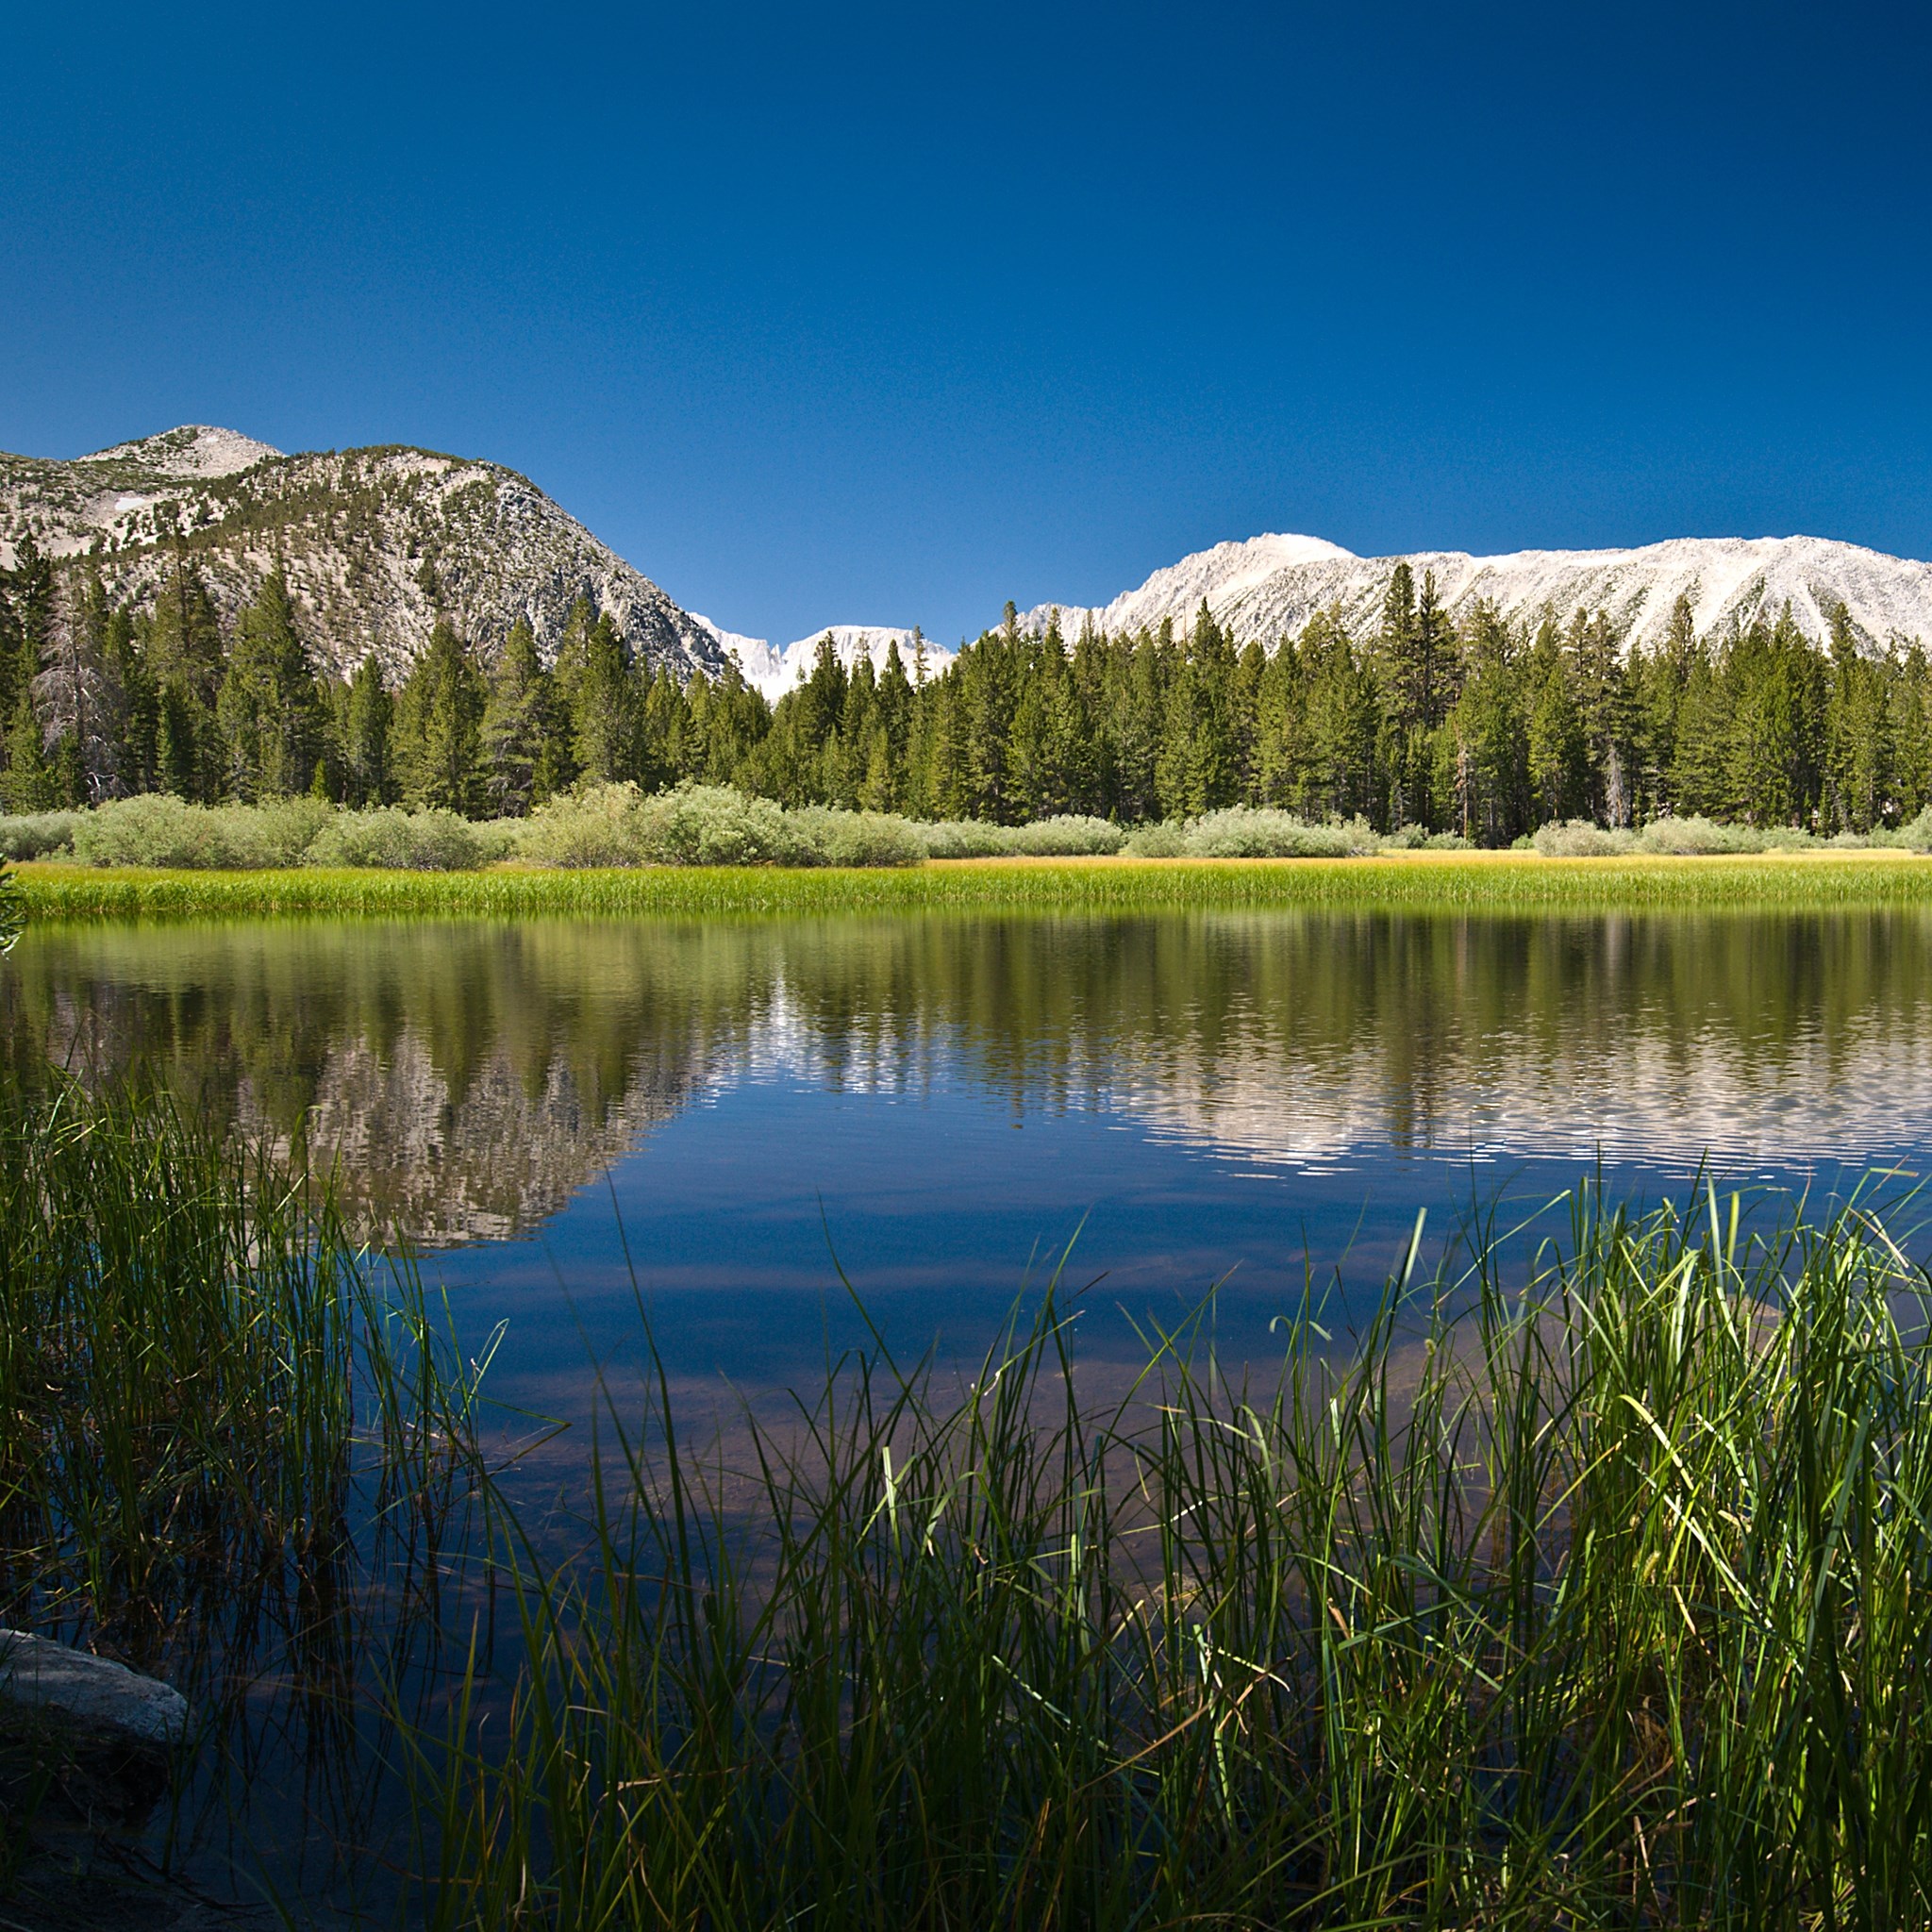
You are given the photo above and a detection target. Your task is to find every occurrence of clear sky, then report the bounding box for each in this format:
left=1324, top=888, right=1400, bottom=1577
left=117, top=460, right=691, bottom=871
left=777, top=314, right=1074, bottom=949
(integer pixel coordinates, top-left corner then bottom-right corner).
left=5, top=2, right=1928, bottom=647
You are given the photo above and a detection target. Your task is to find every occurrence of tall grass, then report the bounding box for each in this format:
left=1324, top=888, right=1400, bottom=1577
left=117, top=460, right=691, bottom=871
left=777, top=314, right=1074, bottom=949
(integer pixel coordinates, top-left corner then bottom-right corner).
left=13, top=848, right=1932, bottom=924
left=406, top=1181, right=1932, bottom=1928
left=0, top=1064, right=510, bottom=1921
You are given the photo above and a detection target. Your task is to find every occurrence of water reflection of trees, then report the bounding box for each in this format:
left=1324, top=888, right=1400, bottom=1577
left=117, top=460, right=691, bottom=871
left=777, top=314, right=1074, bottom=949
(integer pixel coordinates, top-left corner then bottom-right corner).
left=6, top=909, right=1930, bottom=1240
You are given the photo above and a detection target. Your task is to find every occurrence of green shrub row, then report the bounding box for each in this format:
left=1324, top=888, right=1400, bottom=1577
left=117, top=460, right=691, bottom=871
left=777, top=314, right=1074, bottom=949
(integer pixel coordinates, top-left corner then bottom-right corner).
left=8, top=787, right=1932, bottom=873
left=1529, top=805, right=1932, bottom=858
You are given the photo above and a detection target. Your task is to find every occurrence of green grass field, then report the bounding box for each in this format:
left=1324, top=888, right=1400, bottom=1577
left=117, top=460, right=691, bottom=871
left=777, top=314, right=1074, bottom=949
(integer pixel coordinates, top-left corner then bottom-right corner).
left=13, top=848, right=1932, bottom=922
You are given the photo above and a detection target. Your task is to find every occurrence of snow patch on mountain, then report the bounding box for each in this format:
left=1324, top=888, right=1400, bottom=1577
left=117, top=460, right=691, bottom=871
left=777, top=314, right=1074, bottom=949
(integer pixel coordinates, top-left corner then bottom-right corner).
left=1029, top=532, right=1932, bottom=656
left=702, top=623, right=955, bottom=702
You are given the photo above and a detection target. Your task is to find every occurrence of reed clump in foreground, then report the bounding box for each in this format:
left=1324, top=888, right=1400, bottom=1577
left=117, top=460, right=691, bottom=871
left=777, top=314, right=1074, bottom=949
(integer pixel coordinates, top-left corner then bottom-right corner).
left=0, top=1069, right=491, bottom=1912
left=412, top=1186, right=1932, bottom=1929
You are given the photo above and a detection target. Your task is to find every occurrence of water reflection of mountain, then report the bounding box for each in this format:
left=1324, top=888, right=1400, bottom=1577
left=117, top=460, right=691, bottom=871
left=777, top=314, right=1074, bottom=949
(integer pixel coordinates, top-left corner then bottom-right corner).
left=6, top=910, right=1931, bottom=1241
left=2, top=921, right=775, bottom=1242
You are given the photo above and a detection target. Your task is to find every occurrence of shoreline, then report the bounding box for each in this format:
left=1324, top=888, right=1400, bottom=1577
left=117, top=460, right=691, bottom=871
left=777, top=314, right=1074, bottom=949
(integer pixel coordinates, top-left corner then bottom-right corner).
left=10, top=848, right=1932, bottom=922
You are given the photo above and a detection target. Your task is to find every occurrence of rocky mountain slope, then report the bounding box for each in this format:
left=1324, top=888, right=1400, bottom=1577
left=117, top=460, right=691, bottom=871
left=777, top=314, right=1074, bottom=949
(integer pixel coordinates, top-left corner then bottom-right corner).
left=0, top=425, right=731, bottom=682
left=1029, top=531, right=1932, bottom=654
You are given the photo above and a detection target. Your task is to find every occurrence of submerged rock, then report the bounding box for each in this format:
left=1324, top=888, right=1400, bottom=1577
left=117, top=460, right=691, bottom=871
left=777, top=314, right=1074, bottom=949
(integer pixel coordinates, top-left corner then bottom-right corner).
left=0, top=1631, right=187, bottom=1753
left=0, top=1629, right=187, bottom=1817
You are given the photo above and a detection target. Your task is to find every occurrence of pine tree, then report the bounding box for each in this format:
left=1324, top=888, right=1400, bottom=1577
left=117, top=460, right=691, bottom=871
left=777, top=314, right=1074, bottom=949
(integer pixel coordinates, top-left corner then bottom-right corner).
left=217, top=569, right=324, bottom=797
left=146, top=555, right=227, bottom=799
left=1376, top=563, right=1453, bottom=827
left=1823, top=604, right=1890, bottom=831
left=5, top=537, right=56, bottom=717
left=395, top=621, right=487, bottom=813
left=640, top=667, right=695, bottom=790
left=1893, top=646, right=1932, bottom=819
left=342, top=656, right=395, bottom=807
left=956, top=614, right=1021, bottom=822
left=691, top=660, right=771, bottom=786
left=1524, top=618, right=1586, bottom=824
left=1449, top=602, right=1528, bottom=843
left=1565, top=608, right=1633, bottom=825
left=32, top=563, right=126, bottom=805
left=479, top=620, right=555, bottom=815
left=0, top=565, right=24, bottom=741
left=113, top=602, right=158, bottom=797
left=570, top=612, right=639, bottom=785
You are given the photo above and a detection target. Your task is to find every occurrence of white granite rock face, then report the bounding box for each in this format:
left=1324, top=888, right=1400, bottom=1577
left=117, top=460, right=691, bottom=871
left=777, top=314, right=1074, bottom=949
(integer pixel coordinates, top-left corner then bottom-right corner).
left=0, top=1629, right=188, bottom=1754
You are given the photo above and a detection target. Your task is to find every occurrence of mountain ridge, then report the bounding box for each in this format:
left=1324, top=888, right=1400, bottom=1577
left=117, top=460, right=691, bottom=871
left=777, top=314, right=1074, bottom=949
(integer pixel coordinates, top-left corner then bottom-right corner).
left=1027, top=530, right=1932, bottom=656
left=0, top=425, right=730, bottom=683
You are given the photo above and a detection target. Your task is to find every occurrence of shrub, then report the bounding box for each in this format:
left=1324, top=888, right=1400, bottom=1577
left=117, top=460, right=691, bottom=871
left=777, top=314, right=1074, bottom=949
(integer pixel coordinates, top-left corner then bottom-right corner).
left=916, top=820, right=1008, bottom=858
left=517, top=783, right=650, bottom=868
left=999, top=815, right=1128, bottom=857
left=70, top=794, right=333, bottom=869
left=634, top=786, right=806, bottom=866
left=1883, top=806, right=1932, bottom=853
left=1122, top=821, right=1189, bottom=858
left=0, top=811, right=83, bottom=859
left=1127, top=808, right=1380, bottom=858
left=789, top=807, right=926, bottom=868
left=516, top=784, right=924, bottom=869
left=917, top=816, right=1127, bottom=858
left=303, top=808, right=505, bottom=871
left=1531, top=820, right=1637, bottom=857
left=1633, top=814, right=1759, bottom=856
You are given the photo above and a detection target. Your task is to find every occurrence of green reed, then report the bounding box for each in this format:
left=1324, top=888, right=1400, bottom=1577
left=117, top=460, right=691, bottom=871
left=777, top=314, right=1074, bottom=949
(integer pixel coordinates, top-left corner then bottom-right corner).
left=0, top=1072, right=488, bottom=1673
left=407, top=1182, right=1932, bottom=1929
left=14, top=850, right=1932, bottom=924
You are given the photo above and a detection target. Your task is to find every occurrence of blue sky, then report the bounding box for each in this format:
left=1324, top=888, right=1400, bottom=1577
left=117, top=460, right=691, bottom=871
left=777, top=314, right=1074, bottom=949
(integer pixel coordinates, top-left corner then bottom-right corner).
left=5, top=2, right=1928, bottom=646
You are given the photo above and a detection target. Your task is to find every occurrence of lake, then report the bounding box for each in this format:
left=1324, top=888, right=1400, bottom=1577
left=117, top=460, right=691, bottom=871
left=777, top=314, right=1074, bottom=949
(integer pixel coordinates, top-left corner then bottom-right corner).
left=8, top=907, right=1930, bottom=1425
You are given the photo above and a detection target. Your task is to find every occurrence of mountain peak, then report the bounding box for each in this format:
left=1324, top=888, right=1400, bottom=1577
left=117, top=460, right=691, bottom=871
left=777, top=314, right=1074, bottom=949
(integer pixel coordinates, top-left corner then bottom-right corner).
left=83, top=425, right=283, bottom=480
left=696, top=621, right=954, bottom=702
left=0, top=431, right=726, bottom=685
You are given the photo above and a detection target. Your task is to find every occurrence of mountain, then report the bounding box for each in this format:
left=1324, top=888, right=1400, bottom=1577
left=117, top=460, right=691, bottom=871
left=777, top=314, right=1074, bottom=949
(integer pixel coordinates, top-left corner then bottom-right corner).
left=697, top=622, right=956, bottom=702
left=0, top=425, right=730, bottom=682
left=1028, top=532, right=1932, bottom=654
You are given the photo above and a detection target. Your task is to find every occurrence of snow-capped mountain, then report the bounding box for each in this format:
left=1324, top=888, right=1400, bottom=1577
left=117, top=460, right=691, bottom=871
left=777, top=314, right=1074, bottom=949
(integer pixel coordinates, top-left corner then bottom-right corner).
left=0, top=425, right=731, bottom=683
left=1029, top=532, right=1932, bottom=654
left=698, top=622, right=955, bottom=702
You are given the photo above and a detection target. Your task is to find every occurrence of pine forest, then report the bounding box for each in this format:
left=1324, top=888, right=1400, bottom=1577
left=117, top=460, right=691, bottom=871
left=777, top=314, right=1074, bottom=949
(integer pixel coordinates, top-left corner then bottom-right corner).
left=4, top=538, right=1926, bottom=844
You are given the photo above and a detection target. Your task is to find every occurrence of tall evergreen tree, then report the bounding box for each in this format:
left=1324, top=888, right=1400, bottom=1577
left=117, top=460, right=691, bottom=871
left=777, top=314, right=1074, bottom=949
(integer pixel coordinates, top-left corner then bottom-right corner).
left=341, top=656, right=395, bottom=807
left=1524, top=618, right=1586, bottom=824
left=395, top=620, right=487, bottom=813
left=32, top=564, right=126, bottom=805
left=145, top=554, right=227, bottom=799
left=1449, top=603, right=1528, bottom=843
left=479, top=619, right=557, bottom=815
left=1823, top=604, right=1890, bottom=831
left=218, top=569, right=324, bottom=797
left=570, top=611, right=638, bottom=785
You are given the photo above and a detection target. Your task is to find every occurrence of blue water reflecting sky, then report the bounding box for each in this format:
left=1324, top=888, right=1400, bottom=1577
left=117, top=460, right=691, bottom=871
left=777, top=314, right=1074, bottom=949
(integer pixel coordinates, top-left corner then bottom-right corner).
left=430, top=1059, right=1904, bottom=1427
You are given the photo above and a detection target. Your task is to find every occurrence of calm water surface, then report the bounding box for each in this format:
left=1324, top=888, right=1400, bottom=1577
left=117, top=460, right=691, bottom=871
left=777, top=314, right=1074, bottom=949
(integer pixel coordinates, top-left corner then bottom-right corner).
left=8, top=908, right=1931, bottom=1418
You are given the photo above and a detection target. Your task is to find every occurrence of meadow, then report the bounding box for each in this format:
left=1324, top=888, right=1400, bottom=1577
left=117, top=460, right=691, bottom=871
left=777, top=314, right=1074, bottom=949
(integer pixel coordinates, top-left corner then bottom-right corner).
left=11, top=846, right=1932, bottom=923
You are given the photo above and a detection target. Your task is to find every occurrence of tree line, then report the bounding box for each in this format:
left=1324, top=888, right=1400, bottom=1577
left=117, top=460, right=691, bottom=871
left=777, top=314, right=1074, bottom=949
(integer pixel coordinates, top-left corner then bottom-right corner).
left=5, top=538, right=1930, bottom=841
